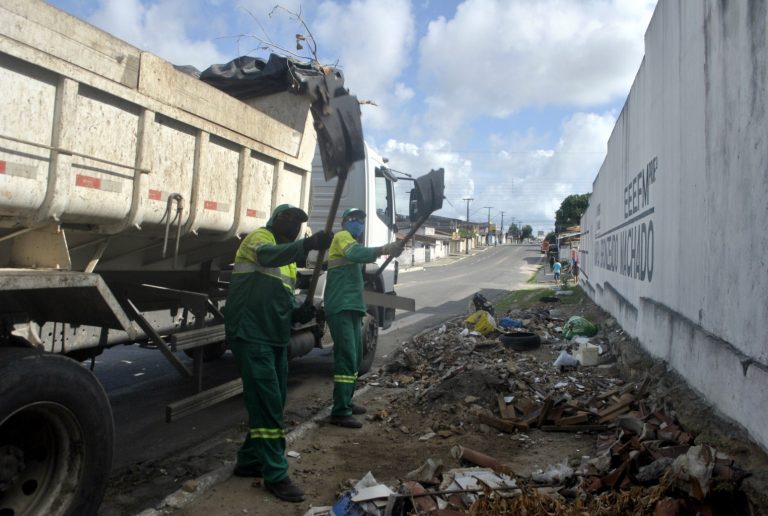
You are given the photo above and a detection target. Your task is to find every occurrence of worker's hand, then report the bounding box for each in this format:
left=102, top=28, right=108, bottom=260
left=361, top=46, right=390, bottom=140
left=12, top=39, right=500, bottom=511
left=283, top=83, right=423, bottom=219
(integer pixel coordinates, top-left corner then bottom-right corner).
left=379, top=241, right=404, bottom=257
left=303, top=230, right=334, bottom=252
left=291, top=303, right=316, bottom=324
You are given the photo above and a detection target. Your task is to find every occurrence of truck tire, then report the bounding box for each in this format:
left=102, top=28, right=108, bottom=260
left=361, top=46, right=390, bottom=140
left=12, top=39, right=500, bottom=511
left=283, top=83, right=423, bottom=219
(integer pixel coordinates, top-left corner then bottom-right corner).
left=500, top=332, right=541, bottom=351
left=359, top=312, right=378, bottom=375
left=0, top=348, right=114, bottom=516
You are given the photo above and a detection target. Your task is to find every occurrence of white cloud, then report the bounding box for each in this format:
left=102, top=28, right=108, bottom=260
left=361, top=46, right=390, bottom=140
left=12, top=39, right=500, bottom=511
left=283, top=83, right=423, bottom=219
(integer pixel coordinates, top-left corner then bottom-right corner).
left=378, top=111, right=615, bottom=231
left=471, top=111, right=616, bottom=232
left=394, top=82, right=415, bottom=101
left=313, top=0, right=416, bottom=130
left=418, top=0, right=655, bottom=137
left=88, top=0, right=228, bottom=69
left=379, top=138, right=476, bottom=220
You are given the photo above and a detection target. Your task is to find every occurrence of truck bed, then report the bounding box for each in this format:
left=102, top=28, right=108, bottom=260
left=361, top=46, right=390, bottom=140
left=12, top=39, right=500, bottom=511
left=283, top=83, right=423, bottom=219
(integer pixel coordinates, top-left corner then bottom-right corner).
left=0, top=0, right=315, bottom=274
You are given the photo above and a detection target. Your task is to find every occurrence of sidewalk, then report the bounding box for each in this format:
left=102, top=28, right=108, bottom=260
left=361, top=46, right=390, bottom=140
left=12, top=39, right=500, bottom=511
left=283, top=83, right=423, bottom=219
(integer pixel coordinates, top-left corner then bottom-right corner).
left=399, top=246, right=488, bottom=273
left=535, top=256, right=556, bottom=284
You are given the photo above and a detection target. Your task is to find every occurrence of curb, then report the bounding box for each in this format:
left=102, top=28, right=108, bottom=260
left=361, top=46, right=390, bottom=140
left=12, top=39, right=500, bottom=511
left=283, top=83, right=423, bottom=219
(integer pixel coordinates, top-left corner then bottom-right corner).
left=398, top=266, right=424, bottom=274
left=135, top=385, right=373, bottom=515
left=400, top=248, right=486, bottom=274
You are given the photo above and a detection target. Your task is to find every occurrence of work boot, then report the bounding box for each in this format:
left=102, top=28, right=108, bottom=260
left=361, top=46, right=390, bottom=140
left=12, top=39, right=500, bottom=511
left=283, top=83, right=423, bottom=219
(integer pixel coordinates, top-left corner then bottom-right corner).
left=265, top=476, right=305, bottom=502
left=351, top=403, right=367, bottom=415
left=329, top=415, right=363, bottom=428
left=233, top=463, right=262, bottom=477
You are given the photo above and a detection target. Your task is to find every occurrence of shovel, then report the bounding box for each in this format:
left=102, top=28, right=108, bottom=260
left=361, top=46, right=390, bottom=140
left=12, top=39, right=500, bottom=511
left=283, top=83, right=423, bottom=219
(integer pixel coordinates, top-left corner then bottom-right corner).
left=375, top=168, right=445, bottom=276
left=304, top=86, right=365, bottom=305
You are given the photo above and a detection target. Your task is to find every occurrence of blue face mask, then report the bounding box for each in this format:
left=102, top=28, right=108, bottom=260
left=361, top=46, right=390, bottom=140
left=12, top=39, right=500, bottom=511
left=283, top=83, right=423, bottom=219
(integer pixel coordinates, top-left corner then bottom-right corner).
left=344, top=220, right=365, bottom=238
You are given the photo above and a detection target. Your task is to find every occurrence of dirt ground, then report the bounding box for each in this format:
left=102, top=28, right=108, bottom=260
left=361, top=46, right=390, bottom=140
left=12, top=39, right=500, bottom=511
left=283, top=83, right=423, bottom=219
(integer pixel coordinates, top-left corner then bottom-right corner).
left=111, top=277, right=768, bottom=516
left=171, top=387, right=598, bottom=516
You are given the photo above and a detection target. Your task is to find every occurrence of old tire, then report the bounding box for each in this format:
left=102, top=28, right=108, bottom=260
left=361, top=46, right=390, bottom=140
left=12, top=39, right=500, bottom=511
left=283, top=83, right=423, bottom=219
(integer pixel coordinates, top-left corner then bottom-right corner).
left=359, top=312, right=378, bottom=375
left=0, top=348, right=114, bottom=516
left=183, top=340, right=228, bottom=362
left=500, top=332, right=541, bottom=352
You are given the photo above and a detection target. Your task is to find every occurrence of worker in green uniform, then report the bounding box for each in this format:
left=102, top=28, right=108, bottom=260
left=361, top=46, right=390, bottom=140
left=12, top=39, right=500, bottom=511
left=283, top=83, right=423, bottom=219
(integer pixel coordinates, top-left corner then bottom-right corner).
left=324, top=208, right=404, bottom=428
left=225, top=204, right=332, bottom=503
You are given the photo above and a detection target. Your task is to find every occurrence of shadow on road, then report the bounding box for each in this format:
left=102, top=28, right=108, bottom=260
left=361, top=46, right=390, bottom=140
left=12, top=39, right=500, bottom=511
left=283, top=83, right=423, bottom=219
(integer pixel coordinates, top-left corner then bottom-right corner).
left=523, top=255, right=545, bottom=264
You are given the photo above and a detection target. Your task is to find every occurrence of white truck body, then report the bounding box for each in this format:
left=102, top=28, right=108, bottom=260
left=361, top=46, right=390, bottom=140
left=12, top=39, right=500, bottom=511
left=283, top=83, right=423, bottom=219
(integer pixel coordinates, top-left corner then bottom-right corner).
left=309, top=143, right=400, bottom=328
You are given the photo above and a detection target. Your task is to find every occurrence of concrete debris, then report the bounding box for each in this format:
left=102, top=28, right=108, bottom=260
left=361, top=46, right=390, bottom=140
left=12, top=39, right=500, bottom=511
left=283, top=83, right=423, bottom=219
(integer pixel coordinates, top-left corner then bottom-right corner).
left=405, top=458, right=443, bottom=484
left=530, top=463, right=574, bottom=485
left=348, top=300, right=752, bottom=514
left=181, top=480, right=198, bottom=493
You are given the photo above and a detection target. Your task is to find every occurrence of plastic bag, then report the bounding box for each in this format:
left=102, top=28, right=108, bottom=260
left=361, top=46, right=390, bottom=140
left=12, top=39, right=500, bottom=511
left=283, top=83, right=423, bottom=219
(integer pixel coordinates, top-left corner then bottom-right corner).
left=472, top=293, right=495, bottom=316
left=464, top=310, right=497, bottom=336
left=553, top=350, right=579, bottom=367
left=562, top=316, right=598, bottom=340
left=499, top=317, right=523, bottom=329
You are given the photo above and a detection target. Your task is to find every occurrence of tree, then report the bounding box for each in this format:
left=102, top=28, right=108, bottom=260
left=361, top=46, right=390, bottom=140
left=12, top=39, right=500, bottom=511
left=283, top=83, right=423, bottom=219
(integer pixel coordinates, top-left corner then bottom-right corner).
left=555, top=194, right=590, bottom=232
left=521, top=225, right=533, bottom=240
left=545, top=231, right=556, bottom=244
left=506, top=223, right=520, bottom=239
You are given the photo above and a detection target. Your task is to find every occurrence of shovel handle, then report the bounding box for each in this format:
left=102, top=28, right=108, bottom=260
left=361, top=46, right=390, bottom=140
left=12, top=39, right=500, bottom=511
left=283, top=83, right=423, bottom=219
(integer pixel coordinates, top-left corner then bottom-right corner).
left=375, top=214, right=429, bottom=276
left=305, top=173, right=348, bottom=304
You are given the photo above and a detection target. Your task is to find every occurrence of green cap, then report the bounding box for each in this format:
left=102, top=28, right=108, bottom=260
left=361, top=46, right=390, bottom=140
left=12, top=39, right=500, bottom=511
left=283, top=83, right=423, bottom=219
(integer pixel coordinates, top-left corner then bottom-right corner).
left=342, top=208, right=366, bottom=221
left=266, top=204, right=308, bottom=227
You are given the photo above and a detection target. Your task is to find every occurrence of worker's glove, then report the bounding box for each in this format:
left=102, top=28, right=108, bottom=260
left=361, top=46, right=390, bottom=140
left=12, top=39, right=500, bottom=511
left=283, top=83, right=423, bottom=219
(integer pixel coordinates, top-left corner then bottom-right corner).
left=379, top=241, right=404, bottom=257
left=291, top=303, right=316, bottom=324
left=303, top=230, right=334, bottom=252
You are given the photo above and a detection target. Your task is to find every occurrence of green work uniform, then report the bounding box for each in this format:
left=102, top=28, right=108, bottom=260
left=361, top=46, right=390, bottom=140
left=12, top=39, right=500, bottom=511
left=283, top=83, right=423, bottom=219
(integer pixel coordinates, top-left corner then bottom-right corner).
left=225, top=226, right=305, bottom=483
left=324, top=230, right=379, bottom=417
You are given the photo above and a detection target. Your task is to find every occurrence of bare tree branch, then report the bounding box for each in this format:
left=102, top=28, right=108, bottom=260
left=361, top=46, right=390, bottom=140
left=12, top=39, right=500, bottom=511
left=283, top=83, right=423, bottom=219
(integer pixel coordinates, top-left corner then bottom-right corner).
left=269, top=5, right=319, bottom=64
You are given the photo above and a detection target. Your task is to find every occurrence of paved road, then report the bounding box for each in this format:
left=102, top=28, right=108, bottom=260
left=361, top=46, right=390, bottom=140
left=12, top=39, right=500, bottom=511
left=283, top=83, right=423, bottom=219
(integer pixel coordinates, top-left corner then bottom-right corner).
left=95, top=244, right=541, bottom=473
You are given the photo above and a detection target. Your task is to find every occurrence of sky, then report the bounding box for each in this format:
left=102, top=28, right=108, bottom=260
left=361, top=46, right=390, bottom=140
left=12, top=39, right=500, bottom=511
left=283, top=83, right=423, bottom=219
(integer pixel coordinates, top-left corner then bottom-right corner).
left=48, top=0, right=657, bottom=235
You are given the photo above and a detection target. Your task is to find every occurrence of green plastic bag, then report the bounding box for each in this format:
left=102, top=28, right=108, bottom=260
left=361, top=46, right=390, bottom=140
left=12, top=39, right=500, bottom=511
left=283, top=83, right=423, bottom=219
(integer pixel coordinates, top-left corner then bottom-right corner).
left=562, top=316, right=598, bottom=340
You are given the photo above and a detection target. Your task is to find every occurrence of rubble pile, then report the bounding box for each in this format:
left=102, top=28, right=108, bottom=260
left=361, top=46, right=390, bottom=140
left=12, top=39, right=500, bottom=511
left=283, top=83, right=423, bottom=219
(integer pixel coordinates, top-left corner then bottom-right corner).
left=339, top=300, right=751, bottom=515
left=309, top=440, right=745, bottom=515
left=371, top=307, right=623, bottom=438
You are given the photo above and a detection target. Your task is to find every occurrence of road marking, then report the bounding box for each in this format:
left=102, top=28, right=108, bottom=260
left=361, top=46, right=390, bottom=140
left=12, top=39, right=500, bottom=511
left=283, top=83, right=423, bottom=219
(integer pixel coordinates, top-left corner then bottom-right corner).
left=380, top=312, right=433, bottom=335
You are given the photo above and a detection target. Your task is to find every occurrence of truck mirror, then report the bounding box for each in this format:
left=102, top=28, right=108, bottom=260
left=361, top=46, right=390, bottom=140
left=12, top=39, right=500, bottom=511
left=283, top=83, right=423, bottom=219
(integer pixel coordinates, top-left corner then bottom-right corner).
left=409, top=168, right=445, bottom=222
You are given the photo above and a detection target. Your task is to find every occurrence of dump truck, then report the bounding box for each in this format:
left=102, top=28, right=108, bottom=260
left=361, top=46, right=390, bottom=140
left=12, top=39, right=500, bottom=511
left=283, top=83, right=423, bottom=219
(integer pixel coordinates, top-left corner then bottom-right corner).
left=0, top=1, right=434, bottom=514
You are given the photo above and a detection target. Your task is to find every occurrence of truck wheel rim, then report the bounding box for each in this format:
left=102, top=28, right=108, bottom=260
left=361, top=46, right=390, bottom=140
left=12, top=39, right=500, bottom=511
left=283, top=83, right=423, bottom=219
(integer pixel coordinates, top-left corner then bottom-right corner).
left=0, top=402, right=84, bottom=516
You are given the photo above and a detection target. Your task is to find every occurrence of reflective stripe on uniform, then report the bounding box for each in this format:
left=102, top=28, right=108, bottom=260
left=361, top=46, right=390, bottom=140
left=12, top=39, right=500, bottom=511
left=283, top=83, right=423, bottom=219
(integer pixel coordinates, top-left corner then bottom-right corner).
left=328, top=241, right=360, bottom=269
left=334, top=373, right=358, bottom=384
left=233, top=261, right=296, bottom=290
left=328, top=257, right=353, bottom=269
left=249, top=427, right=285, bottom=439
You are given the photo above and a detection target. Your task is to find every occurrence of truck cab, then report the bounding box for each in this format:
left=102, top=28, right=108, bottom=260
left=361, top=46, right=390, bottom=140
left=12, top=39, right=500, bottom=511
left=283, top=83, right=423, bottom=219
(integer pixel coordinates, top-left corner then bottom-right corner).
left=307, top=143, right=400, bottom=330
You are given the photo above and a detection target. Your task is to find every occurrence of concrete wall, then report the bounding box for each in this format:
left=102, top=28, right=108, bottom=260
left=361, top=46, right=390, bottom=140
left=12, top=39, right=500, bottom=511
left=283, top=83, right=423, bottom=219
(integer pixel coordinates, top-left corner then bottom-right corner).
left=581, top=0, right=768, bottom=450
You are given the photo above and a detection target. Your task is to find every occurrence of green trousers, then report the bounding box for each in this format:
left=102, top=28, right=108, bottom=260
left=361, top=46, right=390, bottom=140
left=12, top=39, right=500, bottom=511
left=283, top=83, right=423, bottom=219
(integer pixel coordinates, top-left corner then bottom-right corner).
left=328, top=311, right=363, bottom=417
left=229, top=337, right=288, bottom=483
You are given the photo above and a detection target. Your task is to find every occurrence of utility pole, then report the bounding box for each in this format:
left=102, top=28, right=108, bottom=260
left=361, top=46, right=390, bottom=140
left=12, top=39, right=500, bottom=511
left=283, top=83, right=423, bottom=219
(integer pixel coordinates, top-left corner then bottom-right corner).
left=483, top=206, right=493, bottom=246
left=462, top=197, right=473, bottom=254
left=500, top=211, right=505, bottom=245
